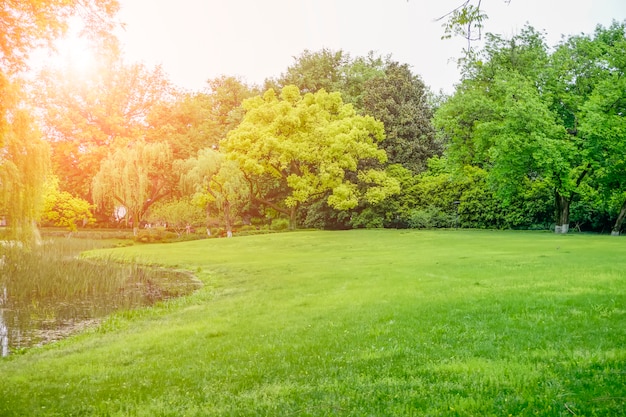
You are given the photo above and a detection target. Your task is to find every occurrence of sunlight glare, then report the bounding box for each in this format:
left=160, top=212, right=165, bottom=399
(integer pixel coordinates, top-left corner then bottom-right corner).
left=51, top=31, right=97, bottom=75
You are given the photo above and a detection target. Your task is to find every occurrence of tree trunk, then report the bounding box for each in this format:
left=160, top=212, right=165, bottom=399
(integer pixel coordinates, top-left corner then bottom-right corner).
left=611, top=199, right=626, bottom=236
left=289, top=205, right=297, bottom=230
left=205, top=204, right=212, bottom=236
left=132, top=210, right=139, bottom=236
left=224, top=200, right=233, bottom=238
left=555, top=193, right=570, bottom=234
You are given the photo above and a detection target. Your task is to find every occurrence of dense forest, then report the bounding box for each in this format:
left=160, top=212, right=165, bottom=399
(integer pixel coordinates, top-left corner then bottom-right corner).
left=1, top=1, right=625, bottom=242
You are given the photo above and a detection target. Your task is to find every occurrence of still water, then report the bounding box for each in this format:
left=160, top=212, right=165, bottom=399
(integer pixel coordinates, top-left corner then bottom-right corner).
left=0, top=239, right=201, bottom=356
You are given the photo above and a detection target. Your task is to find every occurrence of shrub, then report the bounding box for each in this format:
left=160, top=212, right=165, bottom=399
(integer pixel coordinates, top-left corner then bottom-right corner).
left=270, top=218, right=290, bottom=231
left=408, top=206, right=455, bottom=229
left=133, top=228, right=178, bottom=243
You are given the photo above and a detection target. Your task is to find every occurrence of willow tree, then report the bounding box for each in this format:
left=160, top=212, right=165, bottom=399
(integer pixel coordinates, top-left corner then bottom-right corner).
left=179, top=148, right=249, bottom=237
left=0, top=107, right=50, bottom=243
left=222, top=85, right=400, bottom=229
left=92, top=140, right=172, bottom=234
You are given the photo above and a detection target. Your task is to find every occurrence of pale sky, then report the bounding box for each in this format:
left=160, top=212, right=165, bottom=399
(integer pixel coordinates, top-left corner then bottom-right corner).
left=114, top=0, right=625, bottom=94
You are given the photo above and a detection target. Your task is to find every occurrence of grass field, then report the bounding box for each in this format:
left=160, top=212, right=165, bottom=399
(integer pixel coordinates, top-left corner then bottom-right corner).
left=1, top=229, right=624, bottom=416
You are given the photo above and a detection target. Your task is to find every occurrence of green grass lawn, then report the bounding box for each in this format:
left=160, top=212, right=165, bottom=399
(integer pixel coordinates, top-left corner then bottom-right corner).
left=1, top=229, right=625, bottom=416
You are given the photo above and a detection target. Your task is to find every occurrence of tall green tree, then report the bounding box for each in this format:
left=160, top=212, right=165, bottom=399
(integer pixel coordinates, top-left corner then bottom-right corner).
left=435, top=25, right=621, bottom=233
left=223, top=85, right=399, bottom=229
left=361, top=61, right=440, bottom=173
left=546, top=22, right=626, bottom=232
left=580, top=68, right=626, bottom=235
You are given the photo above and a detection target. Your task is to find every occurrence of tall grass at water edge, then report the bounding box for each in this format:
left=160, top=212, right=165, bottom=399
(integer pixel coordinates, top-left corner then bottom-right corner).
left=1, top=238, right=133, bottom=300
left=0, top=237, right=198, bottom=352
left=0, top=229, right=625, bottom=416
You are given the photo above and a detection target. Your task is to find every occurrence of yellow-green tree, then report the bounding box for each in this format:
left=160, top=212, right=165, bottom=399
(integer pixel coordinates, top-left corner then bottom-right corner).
left=222, top=85, right=399, bottom=229
left=41, top=176, right=95, bottom=232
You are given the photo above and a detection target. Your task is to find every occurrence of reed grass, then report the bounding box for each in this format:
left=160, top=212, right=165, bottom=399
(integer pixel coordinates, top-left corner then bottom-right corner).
left=0, top=236, right=199, bottom=353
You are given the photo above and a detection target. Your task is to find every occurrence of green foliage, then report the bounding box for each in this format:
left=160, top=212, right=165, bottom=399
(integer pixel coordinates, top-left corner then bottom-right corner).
left=297, top=197, right=352, bottom=230
left=266, top=48, right=349, bottom=94
left=269, top=218, right=290, bottom=231
left=133, top=228, right=180, bottom=243
left=223, top=85, right=399, bottom=228
left=435, top=22, right=626, bottom=232
left=439, top=0, right=489, bottom=49
left=360, top=61, right=440, bottom=173
left=178, top=148, right=250, bottom=236
left=408, top=206, right=455, bottom=229
left=349, top=207, right=385, bottom=229
left=41, top=176, right=95, bottom=232
left=146, top=197, right=205, bottom=235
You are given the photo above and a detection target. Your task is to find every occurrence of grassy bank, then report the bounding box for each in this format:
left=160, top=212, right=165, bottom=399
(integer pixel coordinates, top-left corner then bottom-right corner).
left=0, top=230, right=624, bottom=416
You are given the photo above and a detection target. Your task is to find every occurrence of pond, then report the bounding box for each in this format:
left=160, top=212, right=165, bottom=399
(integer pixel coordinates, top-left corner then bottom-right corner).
left=0, top=238, right=201, bottom=356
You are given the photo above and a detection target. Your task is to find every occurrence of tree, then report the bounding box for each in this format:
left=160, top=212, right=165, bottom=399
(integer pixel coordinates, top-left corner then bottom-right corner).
left=438, top=0, right=491, bottom=51
left=0, top=107, right=50, bottom=243
left=266, top=49, right=349, bottom=94
left=0, top=0, right=117, bottom=242
left=580, top=72, right=626, bottom=235
left=435, top=25, right=600, bottom=233
left=145, top=197, right=205, bottom=237
left=41, top=176, right=95, bottom=232
left=179, top=148, right=249, bottom=238
left=204, top=76, right=259, bottom=141
left=146, top=76, right=256, bottom=161
left=361, top=61, right=440, bottom=173
left=37, top=61, right=173, bottom=201
left=92, top=140, right=173, bottom=235
left=471, top=74, right=574, bottom=231
left=222, top=85, right=400, bottom=229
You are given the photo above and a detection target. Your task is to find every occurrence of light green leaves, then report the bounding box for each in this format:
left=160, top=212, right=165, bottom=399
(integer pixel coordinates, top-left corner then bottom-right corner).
left=222, top=86, right=398, bottom=224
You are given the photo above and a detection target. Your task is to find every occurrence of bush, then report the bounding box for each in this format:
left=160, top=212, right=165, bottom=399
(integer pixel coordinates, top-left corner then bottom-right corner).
left=133, top=228, right=179, bottom=243
left=350, top=208, right=384, bottom=229
left=408, top=206, right=455, bottom=229
left=270, top=218, right=290, bottom=231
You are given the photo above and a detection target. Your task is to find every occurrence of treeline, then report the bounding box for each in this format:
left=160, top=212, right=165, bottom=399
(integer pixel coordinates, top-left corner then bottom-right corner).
left=2, top=8, right=625, bottom=238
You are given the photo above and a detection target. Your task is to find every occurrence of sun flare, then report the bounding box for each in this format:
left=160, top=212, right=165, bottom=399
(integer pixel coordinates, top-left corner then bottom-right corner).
left=50, top=32, right=98, bottom=75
